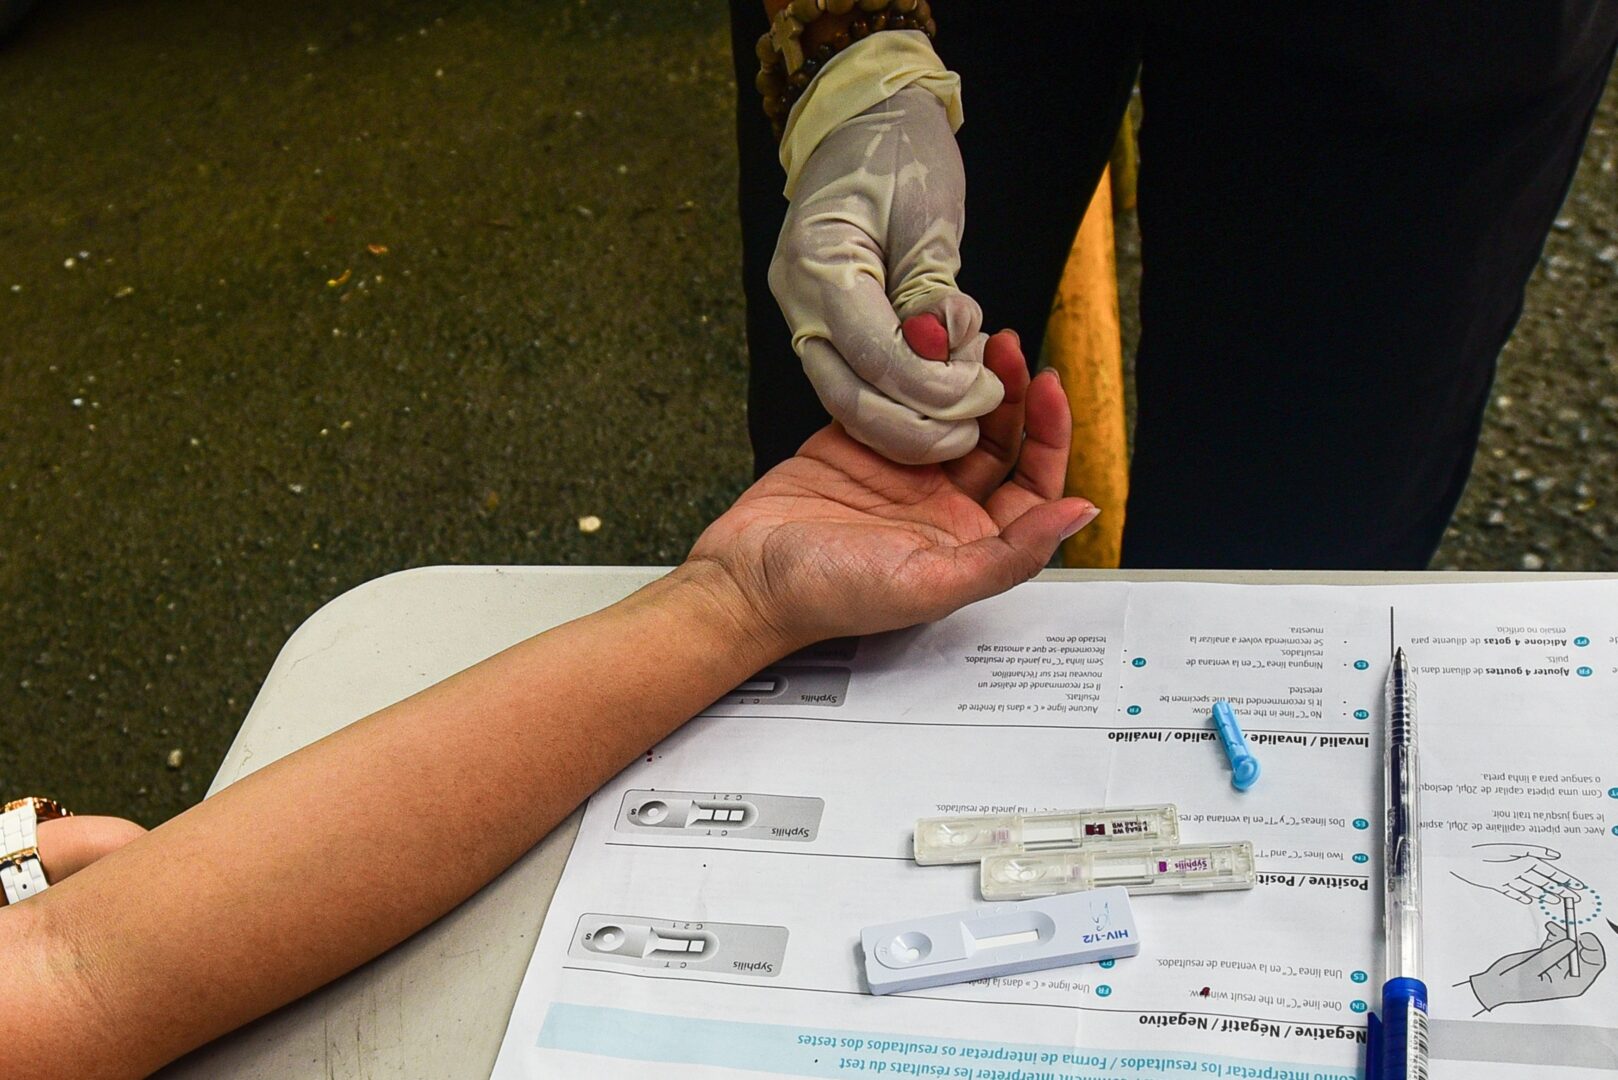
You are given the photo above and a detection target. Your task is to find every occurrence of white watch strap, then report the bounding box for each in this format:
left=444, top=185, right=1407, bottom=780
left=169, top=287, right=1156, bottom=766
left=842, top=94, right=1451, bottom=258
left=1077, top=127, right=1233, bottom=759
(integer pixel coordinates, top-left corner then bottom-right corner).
left=1, top=857, right=49, bottom=904
left=0, top=803, right=48, bottom=905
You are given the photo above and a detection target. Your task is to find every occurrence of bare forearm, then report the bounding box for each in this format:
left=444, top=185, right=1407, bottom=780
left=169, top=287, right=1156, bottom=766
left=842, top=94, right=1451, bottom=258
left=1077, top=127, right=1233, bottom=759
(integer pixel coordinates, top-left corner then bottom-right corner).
left=2, top=341, right=1085, bottom=1077
left=9, top=563, right=785, bottom=1078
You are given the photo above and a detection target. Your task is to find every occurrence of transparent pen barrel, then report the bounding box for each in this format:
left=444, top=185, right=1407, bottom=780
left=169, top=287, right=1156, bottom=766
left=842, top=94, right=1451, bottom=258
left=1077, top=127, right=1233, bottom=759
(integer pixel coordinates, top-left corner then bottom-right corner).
left=1385, top=897, right=1423, bottom=982
left=1384, top=656, right=1423, bottom=981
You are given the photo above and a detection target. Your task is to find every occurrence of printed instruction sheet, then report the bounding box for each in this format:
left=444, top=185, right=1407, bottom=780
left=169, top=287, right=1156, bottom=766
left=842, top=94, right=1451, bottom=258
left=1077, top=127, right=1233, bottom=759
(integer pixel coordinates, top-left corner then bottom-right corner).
left=492, top=581, right=1618, bottom=1079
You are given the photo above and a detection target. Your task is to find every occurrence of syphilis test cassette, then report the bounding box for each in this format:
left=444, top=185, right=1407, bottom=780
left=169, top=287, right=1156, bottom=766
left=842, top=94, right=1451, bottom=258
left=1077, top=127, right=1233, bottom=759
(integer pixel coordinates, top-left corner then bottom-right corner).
left=913, top=805, right=1179, bottom=865
left=615, top=790, right=825, bottom=841
left=570, top=914, right=788, bottom=976
left=860, top=887, right=1140, bottom=995
left=980, top=841, right=1256, bottom=900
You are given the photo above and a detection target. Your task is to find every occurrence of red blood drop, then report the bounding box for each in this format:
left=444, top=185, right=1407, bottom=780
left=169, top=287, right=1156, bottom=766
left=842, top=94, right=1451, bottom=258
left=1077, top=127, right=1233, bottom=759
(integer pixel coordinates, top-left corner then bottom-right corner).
left=901, top=314, right=949, bottom=361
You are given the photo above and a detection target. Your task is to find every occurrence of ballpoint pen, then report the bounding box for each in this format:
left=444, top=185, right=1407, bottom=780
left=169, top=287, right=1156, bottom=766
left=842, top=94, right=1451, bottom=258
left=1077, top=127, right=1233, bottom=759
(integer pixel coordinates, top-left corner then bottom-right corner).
left=1368, top=648, right=1429, bottom=1080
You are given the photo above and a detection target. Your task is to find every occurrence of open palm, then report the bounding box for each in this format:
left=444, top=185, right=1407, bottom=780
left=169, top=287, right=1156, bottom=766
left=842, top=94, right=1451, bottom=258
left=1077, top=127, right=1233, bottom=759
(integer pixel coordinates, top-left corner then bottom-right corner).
left=690, top=330, right=1098, bottom=650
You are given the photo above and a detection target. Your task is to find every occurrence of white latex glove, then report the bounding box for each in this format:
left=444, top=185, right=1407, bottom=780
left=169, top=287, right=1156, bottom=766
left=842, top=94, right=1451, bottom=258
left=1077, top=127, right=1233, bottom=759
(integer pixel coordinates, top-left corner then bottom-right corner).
left=769, top=83, right=1003, bottom=465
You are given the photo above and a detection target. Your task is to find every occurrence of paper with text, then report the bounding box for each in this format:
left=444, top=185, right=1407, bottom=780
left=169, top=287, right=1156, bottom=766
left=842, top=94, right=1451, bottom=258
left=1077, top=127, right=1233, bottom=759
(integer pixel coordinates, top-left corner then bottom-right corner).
left=492, top=581, right=1618, bottom=1079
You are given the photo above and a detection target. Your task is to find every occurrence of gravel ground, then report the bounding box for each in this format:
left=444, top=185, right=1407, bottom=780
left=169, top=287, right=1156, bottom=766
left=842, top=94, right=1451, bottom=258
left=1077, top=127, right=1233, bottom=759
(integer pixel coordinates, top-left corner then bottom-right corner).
left=0, top=2, right=1613, bottom=825
left=1434, top=97, right=1618, bottom=572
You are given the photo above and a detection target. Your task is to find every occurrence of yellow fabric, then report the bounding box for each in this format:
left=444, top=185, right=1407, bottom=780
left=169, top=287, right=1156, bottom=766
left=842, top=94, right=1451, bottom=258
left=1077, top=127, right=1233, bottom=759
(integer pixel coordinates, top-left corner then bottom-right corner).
left=1049, top=167, right=1128, bottom=569
left=779, top=30, right=964, bottom=199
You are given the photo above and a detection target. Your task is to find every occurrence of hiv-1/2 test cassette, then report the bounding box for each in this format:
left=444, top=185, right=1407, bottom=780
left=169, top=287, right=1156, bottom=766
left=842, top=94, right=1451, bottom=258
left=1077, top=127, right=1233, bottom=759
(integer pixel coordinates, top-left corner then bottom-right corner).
left=913, top=805, right=1179, bottom=865
left=860, top=887, right=1140, bottom=995
left=615, top=790, right=825, bottom=842
left=569, top=914, right=789, bottom=977
left=980, top=841, right=1256, bottom=900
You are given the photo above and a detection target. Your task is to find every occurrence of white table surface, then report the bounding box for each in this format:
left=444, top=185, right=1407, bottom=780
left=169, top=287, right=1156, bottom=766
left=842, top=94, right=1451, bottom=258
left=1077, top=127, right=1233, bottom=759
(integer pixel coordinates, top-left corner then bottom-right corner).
left=156, top=566, right=1611, bottom=1079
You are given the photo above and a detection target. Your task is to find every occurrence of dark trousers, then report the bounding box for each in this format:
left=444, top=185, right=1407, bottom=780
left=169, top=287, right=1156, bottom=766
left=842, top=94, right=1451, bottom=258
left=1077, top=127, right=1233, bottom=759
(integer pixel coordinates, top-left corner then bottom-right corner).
left=728, top=3, right=1618, bottom=569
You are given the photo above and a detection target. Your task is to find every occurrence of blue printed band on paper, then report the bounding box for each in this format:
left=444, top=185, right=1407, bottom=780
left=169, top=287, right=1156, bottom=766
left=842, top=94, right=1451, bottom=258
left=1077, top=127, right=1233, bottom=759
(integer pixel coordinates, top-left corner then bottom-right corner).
left=536, top=1003, right=1359, bottom=1079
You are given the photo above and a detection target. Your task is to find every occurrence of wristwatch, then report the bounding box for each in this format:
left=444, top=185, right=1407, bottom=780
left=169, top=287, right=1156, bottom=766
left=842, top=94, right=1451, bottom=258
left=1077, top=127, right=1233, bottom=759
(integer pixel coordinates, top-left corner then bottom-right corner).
left=1, top=797, right=70, bottom=906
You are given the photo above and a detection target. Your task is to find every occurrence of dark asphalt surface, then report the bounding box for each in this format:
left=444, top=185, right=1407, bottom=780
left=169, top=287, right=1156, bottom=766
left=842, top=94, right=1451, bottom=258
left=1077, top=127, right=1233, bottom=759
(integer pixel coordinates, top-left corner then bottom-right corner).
left=1, top=2, right=1614, bottom=826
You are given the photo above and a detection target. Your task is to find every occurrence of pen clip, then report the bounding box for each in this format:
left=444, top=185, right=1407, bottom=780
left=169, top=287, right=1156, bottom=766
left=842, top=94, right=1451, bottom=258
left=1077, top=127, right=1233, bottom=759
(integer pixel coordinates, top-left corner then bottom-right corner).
left=1365, top=1010, right=1382, bottom=1080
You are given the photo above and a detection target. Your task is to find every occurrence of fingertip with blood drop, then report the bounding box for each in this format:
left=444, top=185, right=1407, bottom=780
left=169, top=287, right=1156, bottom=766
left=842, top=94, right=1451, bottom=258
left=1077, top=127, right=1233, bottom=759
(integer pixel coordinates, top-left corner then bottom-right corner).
left=901, top=313, right=950, bottom=361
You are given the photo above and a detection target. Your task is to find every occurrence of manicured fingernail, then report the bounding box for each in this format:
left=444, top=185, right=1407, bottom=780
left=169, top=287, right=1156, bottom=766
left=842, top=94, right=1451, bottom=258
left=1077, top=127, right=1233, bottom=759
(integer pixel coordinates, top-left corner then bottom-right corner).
left=1006, top=328, right=1021, bottom=347
left=1042, top=366, right=1062, bottom=385
left=1060, top=504, right=1101, bottom=540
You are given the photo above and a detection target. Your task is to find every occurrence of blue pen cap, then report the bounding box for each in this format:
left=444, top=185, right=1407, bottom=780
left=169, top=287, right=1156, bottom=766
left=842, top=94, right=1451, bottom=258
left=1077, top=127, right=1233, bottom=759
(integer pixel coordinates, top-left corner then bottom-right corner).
left=1367, top=977, right=1429, bottom=1080
left=1211, top=700, right=1261, bottom=791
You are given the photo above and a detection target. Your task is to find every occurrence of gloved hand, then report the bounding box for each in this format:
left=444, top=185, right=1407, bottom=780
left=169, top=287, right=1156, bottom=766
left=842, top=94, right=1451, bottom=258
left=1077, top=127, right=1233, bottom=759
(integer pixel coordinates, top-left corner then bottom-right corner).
left=769, top=83, right=1003, bottom=465
left=1465, top=921, right=1606, bottom=1012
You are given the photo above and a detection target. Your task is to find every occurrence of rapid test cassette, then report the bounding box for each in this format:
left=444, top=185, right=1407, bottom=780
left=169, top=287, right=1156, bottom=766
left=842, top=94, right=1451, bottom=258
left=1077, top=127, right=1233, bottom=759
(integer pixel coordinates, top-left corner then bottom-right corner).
left=615, top=789, right=824, bottom=841
left=570, top=914, right=789, bottom=976
left=980, top=841, right=1256, bottom=901
left=860, top=887, right=1139, bottom=995
left=719, top=665, right=851, bottom=707
left=913, top=804, right=1179, bottom=865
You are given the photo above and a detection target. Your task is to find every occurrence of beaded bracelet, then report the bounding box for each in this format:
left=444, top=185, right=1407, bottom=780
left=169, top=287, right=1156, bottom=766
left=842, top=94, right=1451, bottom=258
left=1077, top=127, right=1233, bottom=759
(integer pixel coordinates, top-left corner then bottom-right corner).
left=756, top=0, right=937, bottom=140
